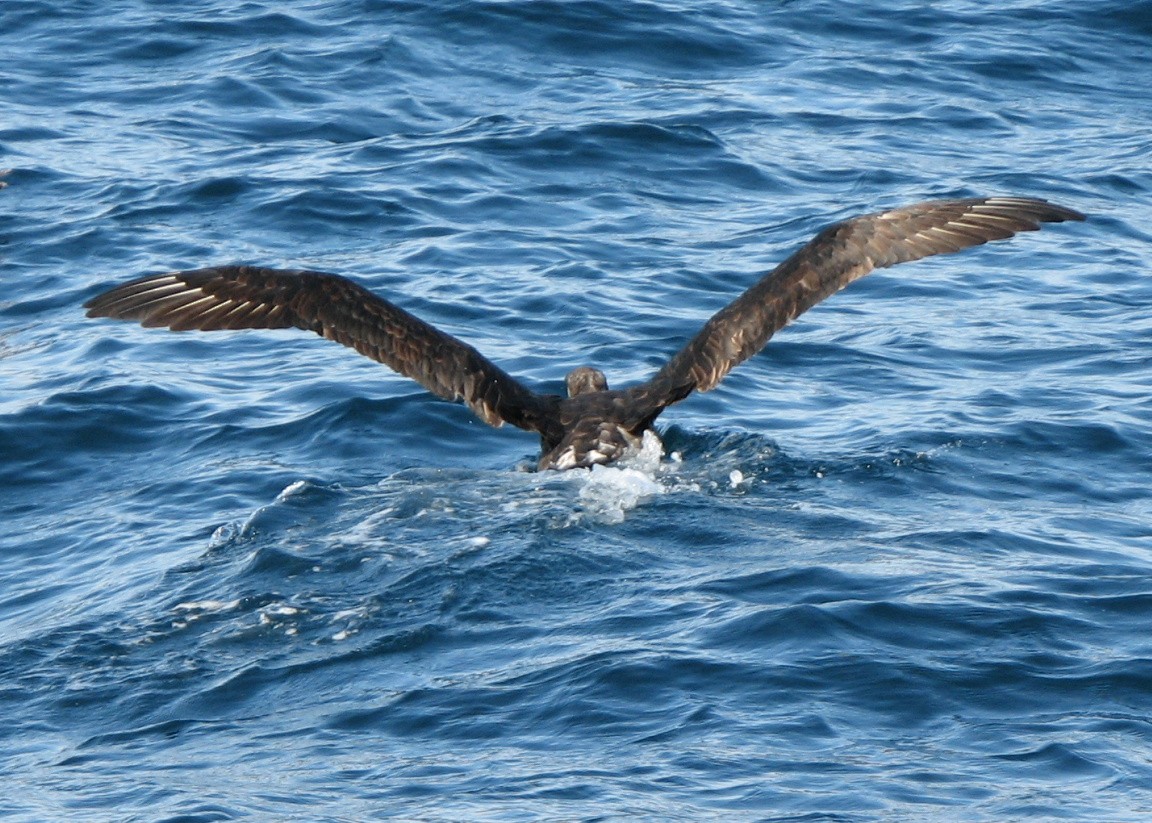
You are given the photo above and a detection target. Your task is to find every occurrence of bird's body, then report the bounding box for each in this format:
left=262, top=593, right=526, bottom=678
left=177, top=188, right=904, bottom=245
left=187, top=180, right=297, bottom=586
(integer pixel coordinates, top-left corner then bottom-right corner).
left=84, top=196, right=1084, bottom=470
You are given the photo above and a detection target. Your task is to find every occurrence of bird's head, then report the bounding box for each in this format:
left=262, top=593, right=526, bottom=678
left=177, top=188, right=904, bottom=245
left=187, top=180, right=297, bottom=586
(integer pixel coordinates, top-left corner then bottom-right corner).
left=565, top=366, right=609, bottom=397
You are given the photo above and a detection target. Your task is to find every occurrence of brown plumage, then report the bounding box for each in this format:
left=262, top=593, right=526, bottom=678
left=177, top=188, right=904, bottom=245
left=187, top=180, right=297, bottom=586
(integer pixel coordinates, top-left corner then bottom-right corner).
left=84, top=196, right=1084, bottom=470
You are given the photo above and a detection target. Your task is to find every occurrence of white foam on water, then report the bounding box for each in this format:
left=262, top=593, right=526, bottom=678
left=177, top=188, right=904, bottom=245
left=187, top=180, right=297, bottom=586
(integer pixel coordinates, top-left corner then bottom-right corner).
left=171, top=599, right=241, bottom=629
left=330, top=608, right=364, bottom=622
left=263, top=604, right=301, bottom=617
left=173, top=599, right=240, bottom=614
left=276, top=480, right=309, bottom=500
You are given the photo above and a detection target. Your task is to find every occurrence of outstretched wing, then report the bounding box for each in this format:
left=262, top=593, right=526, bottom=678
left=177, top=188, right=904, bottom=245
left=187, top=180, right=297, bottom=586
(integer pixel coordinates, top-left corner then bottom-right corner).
left=634, top=196, right=1084, bottom=409
left=84, top=266, right=559, bottom=433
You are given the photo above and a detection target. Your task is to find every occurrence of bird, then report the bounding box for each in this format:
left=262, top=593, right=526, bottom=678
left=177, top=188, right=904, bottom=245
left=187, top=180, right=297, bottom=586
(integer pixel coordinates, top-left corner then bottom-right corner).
left=85, top=196, right=1084, bottom=470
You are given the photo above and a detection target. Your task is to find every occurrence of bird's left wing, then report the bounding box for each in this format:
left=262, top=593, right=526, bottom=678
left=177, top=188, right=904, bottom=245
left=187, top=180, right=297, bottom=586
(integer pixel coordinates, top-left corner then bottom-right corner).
left=631, top=197, right=1084, bottom=412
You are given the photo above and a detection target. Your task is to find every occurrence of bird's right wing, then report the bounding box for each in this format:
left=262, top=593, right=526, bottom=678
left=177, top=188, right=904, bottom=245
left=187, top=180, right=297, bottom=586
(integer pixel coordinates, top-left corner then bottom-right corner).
left=85, top=266, right=559, bottom=433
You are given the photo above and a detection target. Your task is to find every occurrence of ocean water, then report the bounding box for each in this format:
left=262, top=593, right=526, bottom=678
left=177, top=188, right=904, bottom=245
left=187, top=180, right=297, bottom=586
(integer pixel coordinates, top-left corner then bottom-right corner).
left=2, top=0, right=1151, bottom=819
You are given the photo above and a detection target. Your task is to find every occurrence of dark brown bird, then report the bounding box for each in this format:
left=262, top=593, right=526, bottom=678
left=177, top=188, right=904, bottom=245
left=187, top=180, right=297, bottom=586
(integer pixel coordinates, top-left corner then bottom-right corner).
left=84, top=196, right=1084, bottom=470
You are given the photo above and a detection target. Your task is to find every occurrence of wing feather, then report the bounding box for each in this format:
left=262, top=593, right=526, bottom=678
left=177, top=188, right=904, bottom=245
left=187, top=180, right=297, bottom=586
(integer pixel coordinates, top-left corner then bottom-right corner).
left=85, top=266, right=558, bottom=433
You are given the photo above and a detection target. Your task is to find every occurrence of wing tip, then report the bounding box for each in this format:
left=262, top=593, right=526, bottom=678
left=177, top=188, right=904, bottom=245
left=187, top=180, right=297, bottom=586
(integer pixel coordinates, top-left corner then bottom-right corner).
left=980, top=196, right=1086, bottom=225
left=83, top=273, right=188, bottom=320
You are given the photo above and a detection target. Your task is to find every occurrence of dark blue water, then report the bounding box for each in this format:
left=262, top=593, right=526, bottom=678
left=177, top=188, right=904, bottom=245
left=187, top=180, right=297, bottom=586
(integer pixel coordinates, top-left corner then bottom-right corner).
left=3, top=0, right=1152, bottom=819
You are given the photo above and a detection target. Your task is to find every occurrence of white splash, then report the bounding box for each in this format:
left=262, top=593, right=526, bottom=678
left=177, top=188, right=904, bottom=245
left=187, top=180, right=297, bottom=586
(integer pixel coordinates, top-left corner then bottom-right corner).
left=570, top=430, right=668, bottom=524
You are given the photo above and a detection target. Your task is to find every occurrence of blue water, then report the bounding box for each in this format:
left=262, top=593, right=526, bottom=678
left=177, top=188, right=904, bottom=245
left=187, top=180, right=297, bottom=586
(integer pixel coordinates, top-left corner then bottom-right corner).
left=3, top=0, right=1152, bottom=819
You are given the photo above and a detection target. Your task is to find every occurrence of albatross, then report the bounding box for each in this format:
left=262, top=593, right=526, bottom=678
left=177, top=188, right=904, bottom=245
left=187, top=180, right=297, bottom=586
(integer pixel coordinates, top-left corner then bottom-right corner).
left=85, top=196, right=1084, bottom=470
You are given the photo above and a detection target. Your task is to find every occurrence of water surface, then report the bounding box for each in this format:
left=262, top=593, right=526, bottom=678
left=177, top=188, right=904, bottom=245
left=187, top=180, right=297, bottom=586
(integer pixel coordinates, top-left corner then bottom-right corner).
left=2, top=0, right=1151, bottom=819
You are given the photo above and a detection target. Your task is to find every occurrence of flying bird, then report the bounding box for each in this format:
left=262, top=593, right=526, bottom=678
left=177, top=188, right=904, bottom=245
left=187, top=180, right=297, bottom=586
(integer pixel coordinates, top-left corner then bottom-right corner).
left=85, top=196, right=1083, bottom=470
